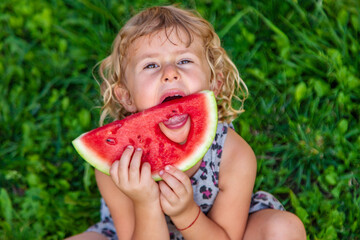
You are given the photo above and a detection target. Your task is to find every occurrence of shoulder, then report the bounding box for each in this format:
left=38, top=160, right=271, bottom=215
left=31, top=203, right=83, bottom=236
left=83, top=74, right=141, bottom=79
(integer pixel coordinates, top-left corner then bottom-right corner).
left=219, top=127, right=257, bottom=188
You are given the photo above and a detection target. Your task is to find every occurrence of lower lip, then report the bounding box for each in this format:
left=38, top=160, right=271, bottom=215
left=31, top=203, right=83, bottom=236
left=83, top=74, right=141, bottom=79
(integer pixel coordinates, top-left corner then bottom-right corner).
left=162, top=114, right=189, bottom=129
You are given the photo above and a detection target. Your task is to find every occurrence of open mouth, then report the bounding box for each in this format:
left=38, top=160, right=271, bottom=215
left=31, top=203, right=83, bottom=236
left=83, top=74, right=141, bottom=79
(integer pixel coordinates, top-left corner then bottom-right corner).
left=158, top=92, right=190, bottom=143
left=161, top=95, right=183, bottom=104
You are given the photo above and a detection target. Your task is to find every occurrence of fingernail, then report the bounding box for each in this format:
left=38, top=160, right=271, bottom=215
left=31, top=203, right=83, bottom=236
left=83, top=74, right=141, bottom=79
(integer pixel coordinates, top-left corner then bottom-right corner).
left=159, top=170, right=164, bottom=175
left=127, top=145, right=133, bottom=149
left=136, top=148, right=142, bottom=151
left=165, top=165, right=170, bottom=171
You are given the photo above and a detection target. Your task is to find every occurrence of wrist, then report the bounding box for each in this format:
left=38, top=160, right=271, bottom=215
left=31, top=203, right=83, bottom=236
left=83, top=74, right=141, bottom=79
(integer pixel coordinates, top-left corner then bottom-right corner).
left=133, top=199, right=161, bottom=212
left=132, top=200, right=169, bottom=240
left=170, top=204, right=201, bottom=231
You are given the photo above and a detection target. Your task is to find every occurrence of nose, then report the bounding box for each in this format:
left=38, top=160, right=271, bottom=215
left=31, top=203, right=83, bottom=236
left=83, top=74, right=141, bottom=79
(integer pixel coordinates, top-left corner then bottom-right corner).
left=162, top=64, right=179, bottom=82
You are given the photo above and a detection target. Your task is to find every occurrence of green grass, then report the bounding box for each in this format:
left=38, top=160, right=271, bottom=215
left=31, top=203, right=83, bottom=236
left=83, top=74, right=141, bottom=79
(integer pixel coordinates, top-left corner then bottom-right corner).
left=1, top=0, right=359, bottom=239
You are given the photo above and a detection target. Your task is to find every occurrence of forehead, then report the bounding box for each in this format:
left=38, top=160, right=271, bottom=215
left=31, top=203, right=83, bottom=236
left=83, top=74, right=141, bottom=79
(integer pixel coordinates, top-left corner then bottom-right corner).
left=128, top=28, right=204, bottom=55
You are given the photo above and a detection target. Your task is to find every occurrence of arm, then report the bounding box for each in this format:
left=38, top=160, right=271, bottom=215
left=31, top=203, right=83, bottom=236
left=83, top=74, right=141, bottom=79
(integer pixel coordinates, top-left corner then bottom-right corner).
left=159, top=128, right=257, bottom=239
left=206, top=128, right=257, bottom=239
left=95, top=146, right=169, bottom=240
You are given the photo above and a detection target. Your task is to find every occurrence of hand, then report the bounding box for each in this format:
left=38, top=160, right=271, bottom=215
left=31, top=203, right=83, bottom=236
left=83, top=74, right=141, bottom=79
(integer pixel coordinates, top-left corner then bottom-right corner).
left=158, top=165, right=196, bottom=217
left=110, top=146, right=160, bottom=205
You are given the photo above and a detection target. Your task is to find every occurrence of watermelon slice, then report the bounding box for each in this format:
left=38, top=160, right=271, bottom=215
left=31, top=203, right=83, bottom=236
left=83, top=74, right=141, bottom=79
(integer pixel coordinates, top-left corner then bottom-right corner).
left=72, top=90, right=218, bottom=181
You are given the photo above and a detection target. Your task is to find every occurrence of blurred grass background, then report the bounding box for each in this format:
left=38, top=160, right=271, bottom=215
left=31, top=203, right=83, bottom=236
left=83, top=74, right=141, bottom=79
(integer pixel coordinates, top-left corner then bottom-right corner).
left=0, top=0, right=359, bottom=239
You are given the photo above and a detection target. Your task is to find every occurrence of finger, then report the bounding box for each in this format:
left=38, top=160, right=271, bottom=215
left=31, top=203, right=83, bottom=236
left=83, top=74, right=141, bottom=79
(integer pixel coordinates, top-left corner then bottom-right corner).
left=118, top=145, right=134, bottom=183
left=159, top=190, right=172, bottom=211
left=162, top=166, right=190, bottom=196
left=159, top=180, right=178, bottom=204
left=140, top=162, right=152, bottom=182
left=110, top=160, right=120, bottom=185
left=129, top=148, right=142, bottom=182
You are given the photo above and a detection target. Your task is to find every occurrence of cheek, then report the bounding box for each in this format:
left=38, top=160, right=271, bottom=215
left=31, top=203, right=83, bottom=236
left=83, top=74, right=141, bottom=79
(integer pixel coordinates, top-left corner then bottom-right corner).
left=200, top=66, right=212, bottom=89
left=132, top=87, right=157, bottom=111
left=188, top=70, right=211, bottom=90
left=199, top=62, right=212, bottom=81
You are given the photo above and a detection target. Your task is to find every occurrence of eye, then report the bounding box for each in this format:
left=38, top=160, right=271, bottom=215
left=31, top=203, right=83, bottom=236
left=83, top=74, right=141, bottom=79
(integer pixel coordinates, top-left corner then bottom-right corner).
left=178, top=59, right=192, bottom=65
left=144, top=63, right=159, bottom=69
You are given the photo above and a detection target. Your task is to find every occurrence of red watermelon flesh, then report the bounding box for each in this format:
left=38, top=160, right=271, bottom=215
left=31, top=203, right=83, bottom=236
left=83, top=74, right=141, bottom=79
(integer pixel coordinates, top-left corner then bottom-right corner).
left=72, top=90, right=218, bottom=181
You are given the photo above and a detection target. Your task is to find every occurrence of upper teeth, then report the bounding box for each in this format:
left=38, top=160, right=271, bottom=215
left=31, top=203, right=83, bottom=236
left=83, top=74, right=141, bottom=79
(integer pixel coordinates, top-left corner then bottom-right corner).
left=163, top=95, right=183, bottom=103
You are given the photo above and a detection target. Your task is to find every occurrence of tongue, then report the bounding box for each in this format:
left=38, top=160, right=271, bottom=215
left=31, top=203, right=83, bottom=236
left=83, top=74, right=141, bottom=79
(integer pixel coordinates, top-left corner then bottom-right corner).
left=159, top=114, right=191, bottom=144
left=162, top=114, right=189, bottom=129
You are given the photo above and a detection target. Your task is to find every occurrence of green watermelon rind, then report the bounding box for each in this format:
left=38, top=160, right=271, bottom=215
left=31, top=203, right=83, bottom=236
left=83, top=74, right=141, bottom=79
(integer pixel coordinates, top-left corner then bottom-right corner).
left=72, top=134, right=112, bottom=174
left=72, top=90, right=218, bottom=181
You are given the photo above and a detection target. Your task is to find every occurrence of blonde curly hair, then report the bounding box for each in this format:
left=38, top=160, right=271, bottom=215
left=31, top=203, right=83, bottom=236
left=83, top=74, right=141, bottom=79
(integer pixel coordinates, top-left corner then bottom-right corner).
left=97, top=5, right=248, bottom=125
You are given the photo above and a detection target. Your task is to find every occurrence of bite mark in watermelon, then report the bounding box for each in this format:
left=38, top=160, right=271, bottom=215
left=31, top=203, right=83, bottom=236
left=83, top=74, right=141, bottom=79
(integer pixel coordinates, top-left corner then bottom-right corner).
left=72, top=90, right=218, bottom=181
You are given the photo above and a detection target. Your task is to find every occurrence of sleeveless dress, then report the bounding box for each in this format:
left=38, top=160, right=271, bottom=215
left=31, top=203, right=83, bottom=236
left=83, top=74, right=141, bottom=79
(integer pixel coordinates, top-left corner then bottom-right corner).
left=86, top=123, right=285, bottom=240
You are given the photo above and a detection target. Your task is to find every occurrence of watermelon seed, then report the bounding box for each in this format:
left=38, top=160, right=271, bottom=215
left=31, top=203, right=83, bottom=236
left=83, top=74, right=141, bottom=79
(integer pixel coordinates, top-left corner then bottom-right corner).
left=106, top=138, right=117, bottom=145
left=137, top=135, right=143, bottom=143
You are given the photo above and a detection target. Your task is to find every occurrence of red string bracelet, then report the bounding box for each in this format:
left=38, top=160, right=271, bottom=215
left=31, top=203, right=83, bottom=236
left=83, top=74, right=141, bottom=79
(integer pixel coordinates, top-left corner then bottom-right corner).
left=176, top=207, right=201, bottom=231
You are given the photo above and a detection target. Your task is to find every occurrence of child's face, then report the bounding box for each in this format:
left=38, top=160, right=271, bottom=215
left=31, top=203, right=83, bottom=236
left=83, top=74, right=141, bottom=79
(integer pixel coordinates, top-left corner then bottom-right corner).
left=122, top=29, right=212, bottom=112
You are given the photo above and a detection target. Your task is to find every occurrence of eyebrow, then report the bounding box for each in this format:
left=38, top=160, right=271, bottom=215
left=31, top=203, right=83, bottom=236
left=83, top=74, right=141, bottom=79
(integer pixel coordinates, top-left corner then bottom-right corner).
left=138, top=49, right=196, bottom=59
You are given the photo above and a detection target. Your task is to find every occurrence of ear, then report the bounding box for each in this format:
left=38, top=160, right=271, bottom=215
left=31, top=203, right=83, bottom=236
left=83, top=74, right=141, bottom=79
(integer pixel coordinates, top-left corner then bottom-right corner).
left=211, top=72, right=224, bottom=96
left=114, top=84, right=137, bottom=113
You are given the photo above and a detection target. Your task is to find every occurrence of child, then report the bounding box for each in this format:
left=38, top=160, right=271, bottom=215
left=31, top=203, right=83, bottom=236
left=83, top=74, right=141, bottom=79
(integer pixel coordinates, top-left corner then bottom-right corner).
left=67, top=5, right=306, bottom=240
